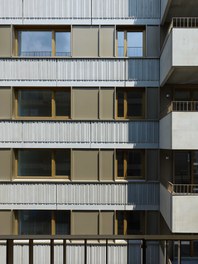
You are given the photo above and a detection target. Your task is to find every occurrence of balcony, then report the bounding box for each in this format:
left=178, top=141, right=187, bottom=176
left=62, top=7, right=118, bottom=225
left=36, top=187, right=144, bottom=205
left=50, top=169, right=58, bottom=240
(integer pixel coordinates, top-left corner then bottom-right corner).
left=160, top=18, right=198, bottom=86
left=160, top=101, right=198, bottom=149
left=160, top=183, right=198, bottom=233
left=161, top=0, right=198, bottom=23
left=0, top=182, right=159, bottom=211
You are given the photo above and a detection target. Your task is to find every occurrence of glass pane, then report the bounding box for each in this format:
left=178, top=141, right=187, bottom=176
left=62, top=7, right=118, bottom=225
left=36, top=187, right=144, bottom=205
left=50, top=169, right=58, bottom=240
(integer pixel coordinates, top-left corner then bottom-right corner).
left=18, top=150, right=51, bottom=176
left=117, top=91, right=124, bottom=117
left=118, top=31, right=124, bottom=56
left=127, top=211, right=141, bottom=234
left=127, top=32, right=143, bottom=57
left=117, top=151, right=124, bottom=177
left=127, top=91, right=143, bottom=117
left=127, top=151, right=142, bottom=177
left=18, top=90, right=51, bottom=116
left=175, top=152, right=190, bottom=184
left=19, top=31, right=52, bottom=56
left=55, top=91, right=70, bottom=116
left=55, top=150, right=70, bottom=176
left=55, top=211, right=70, bottom=235
left=117, top=211, right=124, bottom=235
left=19, top=211, right=51, bottom=235
left=56, top=32, right=71, bottom=56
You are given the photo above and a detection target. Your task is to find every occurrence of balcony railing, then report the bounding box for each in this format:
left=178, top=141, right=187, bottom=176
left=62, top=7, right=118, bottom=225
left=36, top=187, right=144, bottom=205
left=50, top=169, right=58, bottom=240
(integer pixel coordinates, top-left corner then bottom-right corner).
left=161, top=101, right=198, bottom=117
left=168, top=182, right=198, bottom=194
left=19, top=51, right=71, bottom=57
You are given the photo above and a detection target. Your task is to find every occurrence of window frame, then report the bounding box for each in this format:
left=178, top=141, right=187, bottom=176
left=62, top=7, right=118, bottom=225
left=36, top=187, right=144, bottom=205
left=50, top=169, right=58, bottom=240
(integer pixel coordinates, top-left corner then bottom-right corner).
left=116, top=150, right=145, bottom=180
left=14, top=26, right=71, bottom=57
left=14, top=149, right=71, bottom=179
left=14, top=87, right=71, bottom=120
left=116, top=27, right=145, bottom=57
left=116, top=88, right=145, bottom=119
left=16, top=210, right=70, bottom=235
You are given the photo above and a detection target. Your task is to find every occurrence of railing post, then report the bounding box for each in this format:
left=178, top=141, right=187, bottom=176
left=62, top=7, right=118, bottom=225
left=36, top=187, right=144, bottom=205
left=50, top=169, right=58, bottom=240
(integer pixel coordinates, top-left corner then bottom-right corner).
left=29, top=239, right=33, bottom=264
left=63, top=239, right=67, bottom=264
left=50, top=239, right=54, bottom=264
left=84, top=239, right=87, bottom=264
left=106, top=239, right=108, bottom=264
left=141, top=239, right=146, bottom=264
left=178, top=241, right=181, bottom=264
left=6, top=239, right=13, bottom=264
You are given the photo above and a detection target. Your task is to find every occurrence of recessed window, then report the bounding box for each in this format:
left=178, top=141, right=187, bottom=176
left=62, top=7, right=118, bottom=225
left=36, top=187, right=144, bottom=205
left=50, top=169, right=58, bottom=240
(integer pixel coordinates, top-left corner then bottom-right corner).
left=117, top=29, right=144, bottom=57
left=116, top=88, right=144, bottom=119
left=16, top=88, right=70, bottom=118
left=116, top=150, right=144, bottom=179
left=17, top=29, right=71, bottom=57
left=17, top=149, right=70, bottom=178
left=116, top=211, right=144, bottom=235
left=18, top=210, right=70, bottom=235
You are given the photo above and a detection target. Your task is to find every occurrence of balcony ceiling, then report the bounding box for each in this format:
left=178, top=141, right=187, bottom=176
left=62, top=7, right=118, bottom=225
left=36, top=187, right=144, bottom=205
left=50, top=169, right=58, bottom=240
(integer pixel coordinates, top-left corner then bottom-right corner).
left=166, top=0, right=198, bottom=22
left=167, top=67, right=198, bottom=84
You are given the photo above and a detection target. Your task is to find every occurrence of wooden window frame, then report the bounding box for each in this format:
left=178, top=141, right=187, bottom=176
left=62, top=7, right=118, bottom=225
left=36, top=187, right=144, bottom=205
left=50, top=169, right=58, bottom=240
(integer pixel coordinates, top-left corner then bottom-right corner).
left=116, top=27, right=145, bottom=57
left=14, top=149, right=71, bottom=179
left=115, top=211, right=145, bottom=235
left=14, top=87, right=71, bottom=120
left=16, top=210, right=70, bottom=235
left=116, top=88, right=145, bottom=120
left=116, top=150, right=145, bottom=180
left=14, top=26, right=71, bottom=57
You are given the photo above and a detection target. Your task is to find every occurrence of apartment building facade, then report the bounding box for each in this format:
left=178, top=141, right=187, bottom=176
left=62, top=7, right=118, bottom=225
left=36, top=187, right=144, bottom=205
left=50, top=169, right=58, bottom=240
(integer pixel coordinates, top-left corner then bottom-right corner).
left=0, top=0, right=197, bottom=263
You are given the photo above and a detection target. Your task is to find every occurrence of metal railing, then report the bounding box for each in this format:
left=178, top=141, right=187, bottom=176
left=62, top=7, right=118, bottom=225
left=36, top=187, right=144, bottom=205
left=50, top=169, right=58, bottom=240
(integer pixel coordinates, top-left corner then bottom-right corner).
left=56, top=51, right=71, bottom=57
left=172, top=17, right=198, bottom=28
left=161, top=101, right=198, bottom=117
left=168, top=182, right=198, bottom=194
left=1, top=235, right=198, bottom=264
left=20, top=51, right=52, bottom=56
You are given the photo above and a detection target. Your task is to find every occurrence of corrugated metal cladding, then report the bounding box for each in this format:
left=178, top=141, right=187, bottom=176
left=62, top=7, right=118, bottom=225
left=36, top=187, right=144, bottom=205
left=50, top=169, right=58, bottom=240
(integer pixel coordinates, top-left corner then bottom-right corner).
left=0, top=0, right=160, bottom=19
left=0, top=121, right=158, bottom=145
left=0, top=182, right=159, bottom=208
left=7, top=242, right=159, bottom=264
left=0, top=59, right=159, bottom=83
left=129, top=0, right=160, bottom=19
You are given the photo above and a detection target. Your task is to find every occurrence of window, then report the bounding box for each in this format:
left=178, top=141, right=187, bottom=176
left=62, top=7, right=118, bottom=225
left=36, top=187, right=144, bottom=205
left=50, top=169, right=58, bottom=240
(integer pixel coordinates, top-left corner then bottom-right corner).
left=116, top=88, right=145, bottom=119
left=117, top=29, right=144, bottom=57
left=116, top=150, right=144, bottom=179
left=17, top=28, right=71, bottom=57
left=16, top=88, right=70, bottom=118
left=18, top=210, right=70, bottom=235
left=116, top=211, right=144, bottom=235
left=16, top=149, right=70, bottom=178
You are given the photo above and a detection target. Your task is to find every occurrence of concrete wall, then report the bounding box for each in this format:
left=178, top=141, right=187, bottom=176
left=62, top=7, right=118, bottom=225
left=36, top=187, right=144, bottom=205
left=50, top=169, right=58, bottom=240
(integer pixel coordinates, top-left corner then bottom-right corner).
left=160, top=184, right=172, bottom=231
left=160, top=32, right=172, bottom=86
left=159, top=113, right=172, bottom=149
left=172, top=195, right=198, bottom=233
left=172, top=112, right=198, bottom=149
left=173, top=28, right=198, bottom=66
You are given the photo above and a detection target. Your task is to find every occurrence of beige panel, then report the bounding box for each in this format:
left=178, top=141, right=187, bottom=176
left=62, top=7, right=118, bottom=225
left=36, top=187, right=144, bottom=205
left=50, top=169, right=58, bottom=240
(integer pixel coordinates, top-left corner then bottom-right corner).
left=100, top=88, right=114, bottom=120
left=100, top=211, right=114, bottom=235
left=0, top=88, right=12, bottom=119
left=100, top=26, right=114, bottom=57
left=72, top=150, right=98, bottom=181
left=72, top=26, right=99, bottom=57
left=0, top=211, right=13, bottom=235
left=147, top=88, right=159, bottom=120
left=72, top=211, right=98, bottom=235
left=146, top=26, right=160, bottom=57
left=0, top=26, right=12, bottom=57
left=100, top=150, right=114, bottom=181
left=147, top=150, right=159, bottom=181
left=147, top=211, right=159, bottom=235
left=0, top=149, right=12, bottom=181
left=72, top=88, right=99, bottom=119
